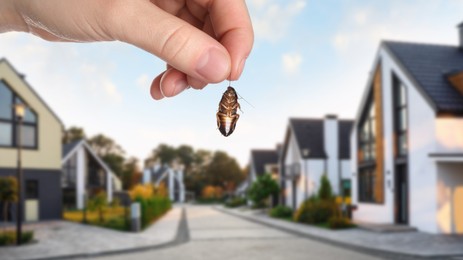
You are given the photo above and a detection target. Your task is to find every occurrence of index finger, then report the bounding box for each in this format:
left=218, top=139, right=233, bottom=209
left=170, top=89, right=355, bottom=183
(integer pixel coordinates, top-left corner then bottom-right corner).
left=207, top=0, right=254, bottom=80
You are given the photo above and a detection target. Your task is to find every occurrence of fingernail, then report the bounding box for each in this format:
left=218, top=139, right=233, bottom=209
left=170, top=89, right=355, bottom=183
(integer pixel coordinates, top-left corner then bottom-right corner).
left=236, top=57, right=247, bottom=79
left=171, top=79, right=188, bottom=97
left=196, top=47, right=229, bottom=82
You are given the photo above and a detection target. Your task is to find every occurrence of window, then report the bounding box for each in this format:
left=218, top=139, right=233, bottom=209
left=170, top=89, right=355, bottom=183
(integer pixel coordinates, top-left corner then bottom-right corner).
left=0, top=81, right=38, bottom=148
left=393, top=75, right=408, bottom=157
left=26, top=180, right=39, bottom=199
left=357, top=93, right=379, bottom=203
left=358, top=168, right=376, bottom=202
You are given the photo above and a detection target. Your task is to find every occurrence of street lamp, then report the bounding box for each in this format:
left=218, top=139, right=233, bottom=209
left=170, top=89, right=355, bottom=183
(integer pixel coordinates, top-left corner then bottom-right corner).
left=301, top=148, right=310, bottom=201
left=14, top=103, right=26, bottom=246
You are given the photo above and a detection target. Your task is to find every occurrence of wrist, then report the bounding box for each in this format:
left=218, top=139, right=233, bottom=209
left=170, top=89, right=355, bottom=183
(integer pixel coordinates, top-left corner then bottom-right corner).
left=0, top=0, right=28, bottom=33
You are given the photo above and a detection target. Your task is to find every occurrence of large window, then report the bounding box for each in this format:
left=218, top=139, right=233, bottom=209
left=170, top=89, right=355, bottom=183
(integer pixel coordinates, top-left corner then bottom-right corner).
left=0, top=81, right=38, bottom=148
left=393, top=75, right=408, bottom=157
left=359, top=102, right=376, bottom=162
left=358, top=96, right=378, bottom=203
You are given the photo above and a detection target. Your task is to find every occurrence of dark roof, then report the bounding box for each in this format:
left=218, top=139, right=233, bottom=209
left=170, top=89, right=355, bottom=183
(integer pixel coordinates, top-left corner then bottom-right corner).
left=383, top=41, right=463, bottom=113
left=62, top=139, right=82, bottom=158
left=150, top=165, right=169, bottom=183
left=251, top=150, right=278, bottom=176
left=338, top=120, right=353, bottom=159
left=290, top=118, right=326, bottom=159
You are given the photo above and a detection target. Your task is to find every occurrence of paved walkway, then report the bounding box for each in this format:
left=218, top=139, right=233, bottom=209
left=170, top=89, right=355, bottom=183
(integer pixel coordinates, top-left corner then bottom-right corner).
left=218, top=206, right=463, bottom=259
left=0, top=206, right=183, bottom=260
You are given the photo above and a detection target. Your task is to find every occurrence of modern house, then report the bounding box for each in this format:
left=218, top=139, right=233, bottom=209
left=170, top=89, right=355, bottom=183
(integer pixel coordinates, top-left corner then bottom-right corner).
left=0, top=58, right=63, bottom=221
left=143, top=162, right=185, bottom=203
left=62, top=139, right=122, bottom=210
left=280, top=116, right=353, bottom=210
left=351, top=24, right=463, bottom=234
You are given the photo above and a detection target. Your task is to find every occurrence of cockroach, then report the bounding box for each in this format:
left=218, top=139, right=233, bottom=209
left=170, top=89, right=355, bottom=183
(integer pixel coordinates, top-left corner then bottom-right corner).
left=216, top=86, right=240, bottom=137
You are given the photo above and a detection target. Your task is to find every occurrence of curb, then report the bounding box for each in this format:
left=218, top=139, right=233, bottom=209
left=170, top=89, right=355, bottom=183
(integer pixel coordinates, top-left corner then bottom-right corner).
left=24, top=207, right=190, bottom=260
left=215, top=207, right=458, bottom=260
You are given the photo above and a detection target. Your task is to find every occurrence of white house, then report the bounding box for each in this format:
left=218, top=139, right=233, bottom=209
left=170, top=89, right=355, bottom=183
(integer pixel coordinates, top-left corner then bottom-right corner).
left=143, top=163, right=185, bottom=203
left=62, top=139, right=122, bottom=209
left=245, top=149, right=279, bottom=205
left=280, top=116, right=353, bottom=210
left=351, top=24, right=463, bottom=234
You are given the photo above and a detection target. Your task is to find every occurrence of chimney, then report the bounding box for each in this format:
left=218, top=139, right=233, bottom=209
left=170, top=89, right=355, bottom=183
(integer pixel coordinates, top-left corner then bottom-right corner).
left=458, top=22, right=463, bottom=49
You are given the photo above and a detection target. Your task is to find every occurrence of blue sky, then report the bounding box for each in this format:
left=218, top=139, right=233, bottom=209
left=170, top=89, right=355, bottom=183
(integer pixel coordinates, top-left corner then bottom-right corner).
left=1, top=0, right=463, bottom=167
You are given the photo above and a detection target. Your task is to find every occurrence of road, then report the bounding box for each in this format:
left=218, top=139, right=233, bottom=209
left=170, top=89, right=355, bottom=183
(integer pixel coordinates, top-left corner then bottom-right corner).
left=91, top=205, right=383, bottom=260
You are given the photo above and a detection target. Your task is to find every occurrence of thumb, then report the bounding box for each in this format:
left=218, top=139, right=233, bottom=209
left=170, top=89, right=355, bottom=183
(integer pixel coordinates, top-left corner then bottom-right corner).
left=107, top=1, right=231, bottom=83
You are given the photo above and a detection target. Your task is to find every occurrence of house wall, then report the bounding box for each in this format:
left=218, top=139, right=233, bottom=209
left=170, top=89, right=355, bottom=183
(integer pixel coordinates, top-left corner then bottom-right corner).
left=340, top=160, right=351, bottom=180
left=324, top=117, right=340, bottom=194
left=436, top=163, right=463, bottom=234
left=0, top=168, right=62, bottom=220
left=0, top=61, right=62, bottom=170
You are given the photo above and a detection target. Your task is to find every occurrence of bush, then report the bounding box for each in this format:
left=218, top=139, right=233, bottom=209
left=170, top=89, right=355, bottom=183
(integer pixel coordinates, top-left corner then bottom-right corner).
left=135, top=196, right=171, bottom=228
left=270, top=205, right=293, bottom=219
left=318, top=174, right=333, bottom=200
left=294, top=199, right=336, bottom=224
left=225, top=197, right=246, bottom=208
left=328, top=216, right=355, bottom=230
left=0, top=231, right=34, bottom=246
left=247, top=174, right=279, bottom=208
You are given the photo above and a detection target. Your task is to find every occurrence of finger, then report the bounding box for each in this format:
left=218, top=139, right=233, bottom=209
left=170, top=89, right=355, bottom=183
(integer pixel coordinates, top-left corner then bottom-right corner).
left=107, top=1, right=231, bottom=84
left=208, top=0, right=254, bottom=80
left=187, top=75, right=207, bottom=90
left=150, top=73, right=164, bottom=100
left=160, top=68, right=189, bottom=97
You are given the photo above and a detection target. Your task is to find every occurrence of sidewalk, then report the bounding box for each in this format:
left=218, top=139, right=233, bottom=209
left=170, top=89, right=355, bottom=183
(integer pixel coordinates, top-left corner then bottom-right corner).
left=217, top=206, right=463, bottom=259
left=0, top=206, right=184, bottom=260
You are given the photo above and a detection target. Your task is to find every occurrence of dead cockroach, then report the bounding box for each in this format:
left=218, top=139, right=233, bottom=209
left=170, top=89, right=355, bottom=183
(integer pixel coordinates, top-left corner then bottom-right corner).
left=216, top=86, right=240, bottom=137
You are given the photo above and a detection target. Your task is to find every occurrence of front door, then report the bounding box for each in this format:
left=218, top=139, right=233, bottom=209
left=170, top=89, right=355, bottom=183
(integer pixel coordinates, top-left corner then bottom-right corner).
left=394, top=164, right=408, bottom=224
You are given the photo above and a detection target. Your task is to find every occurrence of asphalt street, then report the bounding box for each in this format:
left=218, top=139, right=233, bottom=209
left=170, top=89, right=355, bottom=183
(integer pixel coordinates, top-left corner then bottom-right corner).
left=89, top=205, right=384, bottom=260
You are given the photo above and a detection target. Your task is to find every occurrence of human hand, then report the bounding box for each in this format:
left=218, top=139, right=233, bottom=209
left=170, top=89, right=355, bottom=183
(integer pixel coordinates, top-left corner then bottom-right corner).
left=0, top=0, right=254, bottom=99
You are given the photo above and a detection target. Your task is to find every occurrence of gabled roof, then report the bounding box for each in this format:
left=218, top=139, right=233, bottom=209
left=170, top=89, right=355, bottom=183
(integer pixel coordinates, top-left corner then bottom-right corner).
left=62, top=139, right=119, bottom=182
left=290, top=118, right=326, bottom=159
left=383, top=41, right=463, bottom=114
left=338, top=120, right=353, bottom=159
left=250, top=149, right=278, bottom=176
left=281, top=118, right=354, bottom=161
left=0, top=58, right=64, bottom=126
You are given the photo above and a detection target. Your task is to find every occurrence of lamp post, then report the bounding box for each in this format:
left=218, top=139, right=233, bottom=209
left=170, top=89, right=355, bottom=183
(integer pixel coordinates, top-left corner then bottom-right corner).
left=302, top=149, right=310, bottom=201
left=14, top=103, right=26, bottom=246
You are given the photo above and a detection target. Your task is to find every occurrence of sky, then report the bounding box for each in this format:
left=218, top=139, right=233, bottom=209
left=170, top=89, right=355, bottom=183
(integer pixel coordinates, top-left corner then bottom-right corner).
left=1, top=0, right=463, bottom=167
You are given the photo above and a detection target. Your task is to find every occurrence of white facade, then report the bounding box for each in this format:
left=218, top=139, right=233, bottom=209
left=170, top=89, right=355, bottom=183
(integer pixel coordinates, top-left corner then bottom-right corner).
left=143, top=164, right=185, bottom=203
left=282, top=117, right=352, bottom=210
left=351, top=44, right=463, bottom=234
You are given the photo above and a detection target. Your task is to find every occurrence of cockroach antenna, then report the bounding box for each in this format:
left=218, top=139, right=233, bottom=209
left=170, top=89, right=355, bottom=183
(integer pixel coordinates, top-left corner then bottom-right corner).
left=236, top=90, right=255, bottom=110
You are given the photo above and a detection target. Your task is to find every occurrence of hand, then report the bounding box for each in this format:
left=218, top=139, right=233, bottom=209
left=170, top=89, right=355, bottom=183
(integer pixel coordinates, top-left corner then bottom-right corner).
left=0, top=0, right=254, bottom=99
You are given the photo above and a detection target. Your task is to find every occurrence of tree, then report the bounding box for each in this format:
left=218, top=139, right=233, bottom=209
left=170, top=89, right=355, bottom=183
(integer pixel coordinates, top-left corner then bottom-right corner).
left=247, top=174, right=279, bottom=208
left=0, top=177, right=17, bottom=224
left=62, top=126, right=86, bottom=144
left=206, top=151, right=244, bottom=189
left=318, top=174, right=333, bottom=200
left=176, top=145, right=195, bottom=171
left=122, top=157, right=142, bottom=190
left=88, top=134, right=125, bottom=157
left=146, top=144, right=177, bottom=166
left=102, top=153, right=125, bottom=180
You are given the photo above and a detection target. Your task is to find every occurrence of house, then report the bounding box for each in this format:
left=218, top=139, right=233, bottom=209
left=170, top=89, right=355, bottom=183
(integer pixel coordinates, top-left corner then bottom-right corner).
left=0, top=58, right=63, bottom=221
left=280, top=115, right=353, bottom=210
left=351, top=24, right=463, bottom=234
left=62, top=139, right=122, bottom=210
left=143, top=162, right=185, bottom=203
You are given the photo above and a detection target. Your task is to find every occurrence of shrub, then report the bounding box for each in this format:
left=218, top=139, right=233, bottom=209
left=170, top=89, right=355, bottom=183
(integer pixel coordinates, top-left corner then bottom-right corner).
left=225, top=197, right=246, bottom=208
left=328, top=216, right=354, bottom=230
left=294, top=199, right=336, bottom=224
left=318, top=175, right=333, bottom=200
left=87, top=191, right=108, bottom=223
left=247, top=174, right=279, bottom=208
left=135, top=196, right=171, bottom=228
left=129, top=184, right=153, bottom=200
left=202, top=185, right=223, bottom=200
left=270, top=205, right=293, bottom=219
left=0, top=231, right=34, bottom=246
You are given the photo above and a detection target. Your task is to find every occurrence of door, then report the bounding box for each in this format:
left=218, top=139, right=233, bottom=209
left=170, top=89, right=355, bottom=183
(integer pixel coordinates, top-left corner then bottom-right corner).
left=394, top=164, right=408, bottom=224
left=25, top=180, right=39, bottom=222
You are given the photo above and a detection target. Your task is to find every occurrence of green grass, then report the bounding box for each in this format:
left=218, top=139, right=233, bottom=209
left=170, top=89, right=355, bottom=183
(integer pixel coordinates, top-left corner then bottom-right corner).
left=0, top=231, right=34, bottom=246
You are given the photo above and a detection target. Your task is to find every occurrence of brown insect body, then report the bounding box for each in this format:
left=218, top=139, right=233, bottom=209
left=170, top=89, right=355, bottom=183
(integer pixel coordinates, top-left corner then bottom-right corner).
left=216, top=86, right=240, bottom=137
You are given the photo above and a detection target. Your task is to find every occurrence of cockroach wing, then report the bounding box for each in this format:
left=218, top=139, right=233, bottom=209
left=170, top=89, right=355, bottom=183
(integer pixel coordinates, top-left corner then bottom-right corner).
left=217, top=113, right=239, bottom=137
